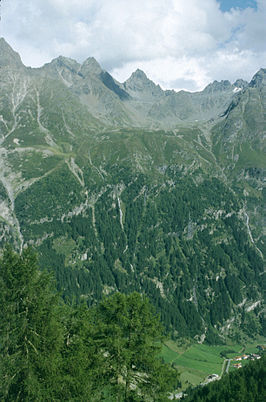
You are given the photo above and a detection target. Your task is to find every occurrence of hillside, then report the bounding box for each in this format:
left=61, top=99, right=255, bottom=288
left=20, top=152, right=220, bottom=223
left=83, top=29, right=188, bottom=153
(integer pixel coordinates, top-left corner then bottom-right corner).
left=182, top=354, right=265, bottom=401
left=0, top=38, right=265, bottom=341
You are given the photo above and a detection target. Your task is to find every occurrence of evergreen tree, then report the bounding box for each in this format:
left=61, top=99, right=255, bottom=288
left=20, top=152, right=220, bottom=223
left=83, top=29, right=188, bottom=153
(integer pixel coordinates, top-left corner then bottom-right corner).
left=0, top=247, right=179, bottom=401
left=0, top=247, right=64, bottom=401
left=92, top=292, right=179, bottom=401
left=60, top=303, right=106, bottom=401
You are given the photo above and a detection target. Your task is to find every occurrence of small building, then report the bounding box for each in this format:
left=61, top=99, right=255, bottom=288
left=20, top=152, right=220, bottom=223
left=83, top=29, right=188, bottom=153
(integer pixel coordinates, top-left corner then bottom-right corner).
left=207, top=374, right=219, bottom=380
left=253, top=354, right=261, bottom=360
left=241, top=354, right=249, bottom=360
left=234, top=356, right=242, bottom=361
left=233, top=363, right=242, bottom=369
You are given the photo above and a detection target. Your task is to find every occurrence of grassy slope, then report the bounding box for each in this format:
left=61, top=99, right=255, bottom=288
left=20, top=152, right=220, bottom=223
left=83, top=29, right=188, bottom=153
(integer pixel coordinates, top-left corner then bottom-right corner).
left=161, top=338, right=266, bottom=390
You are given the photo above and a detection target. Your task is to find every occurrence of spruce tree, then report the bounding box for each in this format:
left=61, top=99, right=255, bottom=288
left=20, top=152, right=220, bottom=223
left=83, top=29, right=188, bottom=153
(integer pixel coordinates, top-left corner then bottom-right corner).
left=92, top=292, right=179, bottom=401
left=0, top=247, right=64, bottom=401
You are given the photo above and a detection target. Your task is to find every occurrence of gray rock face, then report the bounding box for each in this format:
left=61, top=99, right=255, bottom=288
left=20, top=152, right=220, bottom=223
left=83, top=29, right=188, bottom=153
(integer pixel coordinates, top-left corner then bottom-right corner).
left=203, top=80, right=232, bottom=93
left=233, top=79, right=248, bottom=89
left=0, top=39, right=264, bottom=129
left=124, top=69, right=163, bottom=98
left=80, top=57, right=103, bottom=76
left=0, top=38, right=23, bottom=68
left=249, top=68, right=266, bottom=88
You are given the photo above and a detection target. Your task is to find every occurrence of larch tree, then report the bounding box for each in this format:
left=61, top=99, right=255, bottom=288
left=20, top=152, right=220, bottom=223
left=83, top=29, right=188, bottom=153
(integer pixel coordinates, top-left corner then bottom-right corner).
left=92, top=292, right=179, bottom=401
left=0, top=246, right=64, bottom=401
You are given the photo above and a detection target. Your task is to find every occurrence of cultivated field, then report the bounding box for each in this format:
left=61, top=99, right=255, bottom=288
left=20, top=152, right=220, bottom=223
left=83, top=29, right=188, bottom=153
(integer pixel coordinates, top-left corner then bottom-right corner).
left=161, top=338, right=265, bottom=390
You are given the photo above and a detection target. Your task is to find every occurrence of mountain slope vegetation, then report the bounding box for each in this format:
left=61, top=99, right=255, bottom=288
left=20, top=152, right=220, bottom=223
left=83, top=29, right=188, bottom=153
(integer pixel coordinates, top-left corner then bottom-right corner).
left=0, top=38, right=265, bottom=341
left=0, top=247, right=178, bottom=401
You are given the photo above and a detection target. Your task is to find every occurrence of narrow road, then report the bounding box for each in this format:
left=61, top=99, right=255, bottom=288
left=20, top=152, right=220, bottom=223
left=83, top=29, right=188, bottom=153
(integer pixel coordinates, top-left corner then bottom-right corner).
left=225, top=359, right=231, bottom=374
left=221, top=359, right=231, bottom=376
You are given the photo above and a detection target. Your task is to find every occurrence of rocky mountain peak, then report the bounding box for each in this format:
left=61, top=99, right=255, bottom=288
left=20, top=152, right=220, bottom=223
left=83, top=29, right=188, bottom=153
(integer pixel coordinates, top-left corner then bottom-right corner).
left=81, top=57, right=103, bottom=76
left=52, top=55, right=79, bottom=67
left=49, top=55, right=80, bottom=72
left=125, top=69, right=152, bottom=87
left=0, top=37, right=23, bottom=68
left=131, top=68, right=148, bottom=80
left=124, top=69, right=163, bottom=97
left=233, top=79, right=248, bottom=89
left=249, top=68, right=266, bottom=88
left=203, top=80, right=232, bottom=93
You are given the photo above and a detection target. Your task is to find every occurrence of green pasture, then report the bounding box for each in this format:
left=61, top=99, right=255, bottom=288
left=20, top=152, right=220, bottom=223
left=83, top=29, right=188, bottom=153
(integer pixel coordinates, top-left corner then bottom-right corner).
left=162, top=343, right=224, bottom=388
left=161, top=339, right=265, bottom=390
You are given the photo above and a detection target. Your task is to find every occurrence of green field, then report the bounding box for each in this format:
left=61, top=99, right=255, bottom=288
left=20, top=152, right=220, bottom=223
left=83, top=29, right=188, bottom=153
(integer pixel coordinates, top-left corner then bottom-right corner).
left=161, top=339, right=265, bottom=390
left=162, top=342, right=224, bottom=389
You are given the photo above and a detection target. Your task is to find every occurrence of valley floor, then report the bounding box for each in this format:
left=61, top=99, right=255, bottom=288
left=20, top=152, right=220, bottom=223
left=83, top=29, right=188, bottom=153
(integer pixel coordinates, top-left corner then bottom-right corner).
left=161, top=337, right=266, bottom=391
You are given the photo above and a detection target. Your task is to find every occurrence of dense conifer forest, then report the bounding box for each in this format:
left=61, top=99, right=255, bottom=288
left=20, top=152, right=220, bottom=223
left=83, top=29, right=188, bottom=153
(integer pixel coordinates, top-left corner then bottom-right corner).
left=0, top=247, right=179, bottom=401
left=1, top=246, right=264, bottom=401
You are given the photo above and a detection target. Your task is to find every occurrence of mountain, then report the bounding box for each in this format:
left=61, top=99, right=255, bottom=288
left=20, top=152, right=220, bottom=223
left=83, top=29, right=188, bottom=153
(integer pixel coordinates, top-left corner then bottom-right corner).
left=0, top=38, right=24, bottom=68
left=212, top=68, right=266, bottom=258
left=0, top=38, right=264, bottom=342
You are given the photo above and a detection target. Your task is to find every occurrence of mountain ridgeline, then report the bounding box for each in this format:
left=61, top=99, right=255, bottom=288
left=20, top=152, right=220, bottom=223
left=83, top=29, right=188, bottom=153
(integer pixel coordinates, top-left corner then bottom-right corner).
left=0, top=38, right=265, bottom=342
